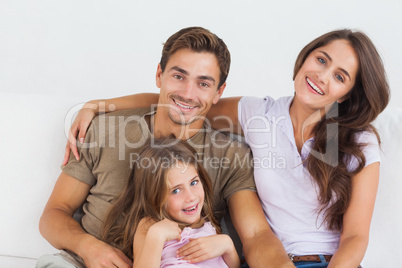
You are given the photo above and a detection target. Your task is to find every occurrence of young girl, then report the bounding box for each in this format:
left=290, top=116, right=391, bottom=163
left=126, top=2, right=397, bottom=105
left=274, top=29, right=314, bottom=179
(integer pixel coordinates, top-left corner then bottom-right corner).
left=68, top=29, right=390, bottom=267
left=100, top=138, right=240, bottom=268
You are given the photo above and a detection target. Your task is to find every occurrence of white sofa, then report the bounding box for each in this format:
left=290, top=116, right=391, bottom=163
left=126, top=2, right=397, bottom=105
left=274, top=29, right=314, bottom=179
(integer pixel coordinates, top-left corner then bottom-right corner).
left=1, top=92, right=401, bottom=267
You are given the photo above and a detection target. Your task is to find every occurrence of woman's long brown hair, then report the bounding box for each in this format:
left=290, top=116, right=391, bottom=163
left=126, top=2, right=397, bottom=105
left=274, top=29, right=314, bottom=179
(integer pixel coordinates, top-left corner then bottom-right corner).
left=293, top=29, right=390, bottom=231
left=100, top=138, right=220, bottom=260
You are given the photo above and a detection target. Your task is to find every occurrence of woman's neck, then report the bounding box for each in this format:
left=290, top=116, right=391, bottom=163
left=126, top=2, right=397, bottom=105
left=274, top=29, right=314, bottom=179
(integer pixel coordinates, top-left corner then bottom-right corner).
left=289, top=98, right=326, bottom=153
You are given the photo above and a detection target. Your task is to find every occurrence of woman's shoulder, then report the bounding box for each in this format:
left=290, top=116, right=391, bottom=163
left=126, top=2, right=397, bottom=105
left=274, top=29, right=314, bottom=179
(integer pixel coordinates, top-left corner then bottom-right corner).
left=347, top=129, right=381, bottom=171
left=354, top=129, right=380, bottom=145
left=239, top=95, right=292, bottom=115
left=240, top=95, right=275, bottom=109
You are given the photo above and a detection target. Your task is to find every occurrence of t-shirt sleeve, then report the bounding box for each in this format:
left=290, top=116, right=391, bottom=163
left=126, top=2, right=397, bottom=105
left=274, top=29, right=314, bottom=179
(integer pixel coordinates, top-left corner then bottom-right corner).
left=61, top=120, right=99, bottom=185
left=221, top=144, right=256, bottom=202
left=347, top=131, right=381, bottom=172
left=238, top=96, right=275, bottom=135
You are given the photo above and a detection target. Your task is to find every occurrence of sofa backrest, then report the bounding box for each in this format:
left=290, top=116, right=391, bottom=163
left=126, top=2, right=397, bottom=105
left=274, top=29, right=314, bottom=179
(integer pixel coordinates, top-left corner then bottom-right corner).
left=0, top=92, right=401, bottom=267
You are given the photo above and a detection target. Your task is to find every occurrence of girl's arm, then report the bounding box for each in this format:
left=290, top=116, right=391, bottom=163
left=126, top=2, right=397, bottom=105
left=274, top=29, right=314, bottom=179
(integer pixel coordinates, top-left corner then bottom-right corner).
left=63, top=94, right=242, bottom=164
left=218, top=235, right=241, bottom=268
left=328, top=162, right=380, bottom=268
left=133, top=218, right=181, bottom=268
left=177, top=234, right=240, bottom=268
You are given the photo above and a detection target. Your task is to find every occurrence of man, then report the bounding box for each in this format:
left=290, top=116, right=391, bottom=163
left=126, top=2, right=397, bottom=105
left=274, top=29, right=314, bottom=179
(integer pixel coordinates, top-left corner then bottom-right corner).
left=39, top=27, right=294, bottom=268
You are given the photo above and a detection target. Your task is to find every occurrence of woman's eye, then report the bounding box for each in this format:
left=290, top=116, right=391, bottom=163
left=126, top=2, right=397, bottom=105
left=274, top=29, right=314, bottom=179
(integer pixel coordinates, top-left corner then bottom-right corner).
left=190, top=180, right=199, bottom=186
left=172, top=188, right=180, bottom=194
left=335, top=74, right=344, bottom=82
left=318, top=58, right=326, bottom=65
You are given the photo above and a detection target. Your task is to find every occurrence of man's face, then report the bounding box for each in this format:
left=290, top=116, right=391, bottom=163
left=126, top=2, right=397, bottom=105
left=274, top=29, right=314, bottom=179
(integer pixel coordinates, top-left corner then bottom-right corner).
left=156, top=48, right=226, bottom=127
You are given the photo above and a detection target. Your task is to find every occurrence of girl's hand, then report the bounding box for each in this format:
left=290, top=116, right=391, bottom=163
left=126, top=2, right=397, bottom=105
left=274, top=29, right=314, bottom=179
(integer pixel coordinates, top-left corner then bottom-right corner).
left=134, top=218, right=181, bottom=268
left=62, top=102, right=98, bottom=165
left=149, top=219, right=182, bottom=243
left=177, top=234, right=239, bottom=266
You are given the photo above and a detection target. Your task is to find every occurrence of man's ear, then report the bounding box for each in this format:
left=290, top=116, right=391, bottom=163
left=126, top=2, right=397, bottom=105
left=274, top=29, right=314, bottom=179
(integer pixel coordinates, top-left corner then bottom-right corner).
left=212, top=82, right=226, bottom=105
left=155, top=64, right=162, bottom=88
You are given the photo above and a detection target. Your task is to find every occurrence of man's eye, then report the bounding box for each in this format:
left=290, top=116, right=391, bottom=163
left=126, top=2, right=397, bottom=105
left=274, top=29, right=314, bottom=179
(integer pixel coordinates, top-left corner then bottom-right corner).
left=200, top=82, right=209, bottom=88
left=174, top=75, right=183, bottom=80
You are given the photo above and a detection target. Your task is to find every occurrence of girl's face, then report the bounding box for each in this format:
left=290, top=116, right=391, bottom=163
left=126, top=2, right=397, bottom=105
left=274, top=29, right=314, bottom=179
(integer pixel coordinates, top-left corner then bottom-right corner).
left=293, top=39, right=359, bottom=112
left=165, top=163, right=205, bottom=225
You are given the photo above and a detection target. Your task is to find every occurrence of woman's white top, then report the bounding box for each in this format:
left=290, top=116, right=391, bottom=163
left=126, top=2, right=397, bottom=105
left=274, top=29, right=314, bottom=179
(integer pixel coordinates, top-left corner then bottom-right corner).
left=238, top=96, right=380, bottom=255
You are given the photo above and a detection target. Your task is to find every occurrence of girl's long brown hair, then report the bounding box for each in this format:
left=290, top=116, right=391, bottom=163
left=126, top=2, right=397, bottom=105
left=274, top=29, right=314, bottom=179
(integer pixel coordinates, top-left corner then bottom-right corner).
left=100, top=138, right=220, bottom=260
left=293, top=29, right=390, bottom=231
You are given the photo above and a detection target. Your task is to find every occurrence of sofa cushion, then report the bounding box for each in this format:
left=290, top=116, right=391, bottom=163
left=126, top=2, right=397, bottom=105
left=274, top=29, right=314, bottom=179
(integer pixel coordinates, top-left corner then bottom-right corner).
left=363, top=106, right=402, bottom=267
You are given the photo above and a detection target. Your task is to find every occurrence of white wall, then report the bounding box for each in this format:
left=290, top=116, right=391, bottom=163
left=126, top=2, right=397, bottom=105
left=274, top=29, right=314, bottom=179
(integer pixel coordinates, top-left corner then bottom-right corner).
left=0, top=0, right=401, bottom=265
left=0, top=0, right=401, bottom=107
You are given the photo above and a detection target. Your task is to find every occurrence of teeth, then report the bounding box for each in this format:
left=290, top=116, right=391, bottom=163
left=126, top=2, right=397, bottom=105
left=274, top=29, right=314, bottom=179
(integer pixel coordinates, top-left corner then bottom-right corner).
left=174, top=99, right=195, bottom=109
left=307, top=78, right=324, bottom=95
left=183, top=205, right=197, bottom=212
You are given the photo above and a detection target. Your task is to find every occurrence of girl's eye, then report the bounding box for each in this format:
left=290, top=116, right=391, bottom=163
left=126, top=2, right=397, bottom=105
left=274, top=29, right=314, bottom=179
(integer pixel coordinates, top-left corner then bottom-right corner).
left=190, top=180, right=199, bottom=186
left=172, top=188, right=180, bottom=194
left=318, top=58, right=326, bottom=65
left=335, top=74, right=344, bottom=82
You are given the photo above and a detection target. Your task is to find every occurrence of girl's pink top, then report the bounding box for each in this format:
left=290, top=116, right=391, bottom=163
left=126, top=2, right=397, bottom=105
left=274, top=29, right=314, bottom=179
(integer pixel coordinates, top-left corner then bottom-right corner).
left=160, top=221, right=229, bottom=267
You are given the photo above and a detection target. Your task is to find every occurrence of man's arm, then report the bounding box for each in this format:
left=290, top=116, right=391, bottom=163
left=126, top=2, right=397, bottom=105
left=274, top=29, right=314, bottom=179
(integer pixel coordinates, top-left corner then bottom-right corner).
left=63, top=94, right=242, bottom=165
left=228, top=191, right=295, bottom=268
left=63, top=93, right=159, bottom=165
left=39, top=172, right=132, bottom=268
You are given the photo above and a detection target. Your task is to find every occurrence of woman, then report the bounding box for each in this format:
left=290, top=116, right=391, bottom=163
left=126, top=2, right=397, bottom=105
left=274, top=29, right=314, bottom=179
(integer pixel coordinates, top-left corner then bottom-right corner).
left=65, top=29, right=390, bottom=267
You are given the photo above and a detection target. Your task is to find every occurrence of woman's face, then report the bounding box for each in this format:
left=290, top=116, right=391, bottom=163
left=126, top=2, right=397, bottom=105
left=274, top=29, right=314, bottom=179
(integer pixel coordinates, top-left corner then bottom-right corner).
left=165, top=163, right=205, bottom=225
left=293, top=39, right=359, bottom=112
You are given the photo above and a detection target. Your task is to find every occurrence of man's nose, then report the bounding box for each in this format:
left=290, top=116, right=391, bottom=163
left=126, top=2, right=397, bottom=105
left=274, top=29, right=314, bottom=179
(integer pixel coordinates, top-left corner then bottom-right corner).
left=181, top=81, right=197, bottom=100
